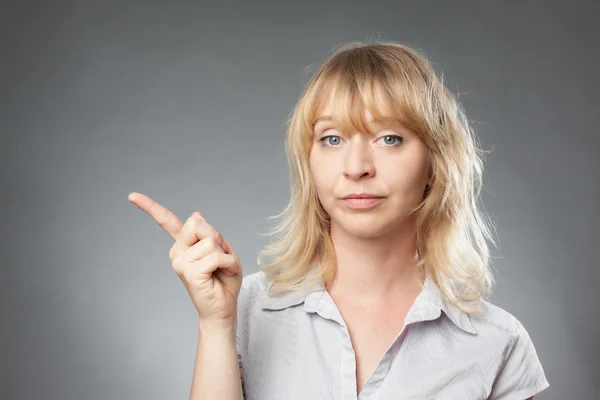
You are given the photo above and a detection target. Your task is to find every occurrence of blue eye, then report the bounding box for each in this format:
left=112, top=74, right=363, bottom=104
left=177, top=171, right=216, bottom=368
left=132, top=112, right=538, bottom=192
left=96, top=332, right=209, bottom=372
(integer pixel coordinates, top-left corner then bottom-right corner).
left=318, top=135, right=343, bottom=146
left=378, top=135, right=404, bottom=145
left=317, top=134, right=404, bottom=147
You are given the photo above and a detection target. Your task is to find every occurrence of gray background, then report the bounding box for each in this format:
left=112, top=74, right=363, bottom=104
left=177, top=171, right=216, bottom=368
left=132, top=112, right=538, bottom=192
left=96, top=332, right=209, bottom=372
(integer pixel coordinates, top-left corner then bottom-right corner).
left=1, top=0, right=598, bottom=399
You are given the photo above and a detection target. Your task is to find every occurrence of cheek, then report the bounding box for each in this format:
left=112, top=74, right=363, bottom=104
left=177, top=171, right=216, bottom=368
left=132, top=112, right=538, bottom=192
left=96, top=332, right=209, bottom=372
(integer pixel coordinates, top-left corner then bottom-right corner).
left=402, top=161, right=429, bottom=186
left=404, top=142, right=430, bottom=176
left=309, top=152, right=336, bottom=188
left=308, top=153, right=320, bottom=183
left=311, top=170, right=337, bottom=197
left=388, top=151, right=430, bottom=195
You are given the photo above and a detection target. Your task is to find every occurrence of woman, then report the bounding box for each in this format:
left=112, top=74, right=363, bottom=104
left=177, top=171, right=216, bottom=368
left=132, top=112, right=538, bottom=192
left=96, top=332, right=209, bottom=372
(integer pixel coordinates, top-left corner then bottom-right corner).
left=129, top=41, right=549, bottom=399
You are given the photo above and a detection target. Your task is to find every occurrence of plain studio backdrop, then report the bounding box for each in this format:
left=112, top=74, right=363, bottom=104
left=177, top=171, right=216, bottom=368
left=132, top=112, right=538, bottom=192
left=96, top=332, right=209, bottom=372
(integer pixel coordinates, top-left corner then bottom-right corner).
left=1, top=1, right=598, bottom=399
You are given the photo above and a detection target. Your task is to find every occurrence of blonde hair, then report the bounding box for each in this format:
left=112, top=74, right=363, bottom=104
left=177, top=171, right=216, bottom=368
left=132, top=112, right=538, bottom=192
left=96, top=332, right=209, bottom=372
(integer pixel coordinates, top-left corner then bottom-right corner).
left=256, top=41, right=496, bottom=314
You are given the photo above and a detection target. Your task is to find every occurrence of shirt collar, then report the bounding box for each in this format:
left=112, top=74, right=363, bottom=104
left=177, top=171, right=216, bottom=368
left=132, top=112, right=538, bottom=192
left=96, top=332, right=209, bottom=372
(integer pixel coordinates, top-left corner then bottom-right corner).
left=260, top=268, right=477, bottom=335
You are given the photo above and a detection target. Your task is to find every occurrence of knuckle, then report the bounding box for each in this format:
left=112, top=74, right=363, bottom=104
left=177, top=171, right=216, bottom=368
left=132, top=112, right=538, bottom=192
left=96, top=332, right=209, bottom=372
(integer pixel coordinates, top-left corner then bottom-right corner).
left=181, top=269, right=193, bottom=283
left=171, top=257, right=183, bottom=275
left=203, top=236, right=218, bottom=248
left=212, top=230, right=224, bottom=243
left=206, top=251, right=223, bottom=265
left=203, top=228, right=223, bottom=247
left=193, top=215, right=208, bottom=231
left=168, top=246, right=177, bottom=261
left=173, top=226, right=182, bottom=239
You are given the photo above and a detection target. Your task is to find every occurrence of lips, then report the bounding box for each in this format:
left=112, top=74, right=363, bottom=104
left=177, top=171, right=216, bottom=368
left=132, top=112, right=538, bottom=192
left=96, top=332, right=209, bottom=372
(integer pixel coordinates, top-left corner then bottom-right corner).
left=342, top=195, right=383, bottom=199
left=342, top=197, right=384, bottom=209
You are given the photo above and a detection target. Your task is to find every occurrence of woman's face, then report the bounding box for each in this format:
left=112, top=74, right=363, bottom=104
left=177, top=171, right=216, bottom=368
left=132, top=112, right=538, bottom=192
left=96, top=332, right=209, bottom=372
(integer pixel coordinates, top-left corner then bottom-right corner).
left=309, top=96, right=431, bottom=240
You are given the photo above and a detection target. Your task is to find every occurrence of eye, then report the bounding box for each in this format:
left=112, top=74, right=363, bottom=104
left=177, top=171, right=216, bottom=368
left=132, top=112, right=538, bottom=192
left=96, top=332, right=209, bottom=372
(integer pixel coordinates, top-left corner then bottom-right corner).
left=377, top=135, right=404, bottom=146
left=317, top=133, right=404, bottom=147
left=318, top=135, right=344, bottom=146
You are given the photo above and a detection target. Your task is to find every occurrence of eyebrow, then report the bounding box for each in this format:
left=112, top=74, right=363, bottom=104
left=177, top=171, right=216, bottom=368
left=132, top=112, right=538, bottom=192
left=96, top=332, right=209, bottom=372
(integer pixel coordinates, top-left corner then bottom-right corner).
left=312, top=115, right=401, bottom=128
left=312, top=116, right=333, bottom=127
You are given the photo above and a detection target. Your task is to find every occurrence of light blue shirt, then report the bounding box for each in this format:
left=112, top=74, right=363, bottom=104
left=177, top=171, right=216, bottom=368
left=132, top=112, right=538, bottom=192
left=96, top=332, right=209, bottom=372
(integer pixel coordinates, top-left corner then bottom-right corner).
left=236, top=268, right=550, bottom=399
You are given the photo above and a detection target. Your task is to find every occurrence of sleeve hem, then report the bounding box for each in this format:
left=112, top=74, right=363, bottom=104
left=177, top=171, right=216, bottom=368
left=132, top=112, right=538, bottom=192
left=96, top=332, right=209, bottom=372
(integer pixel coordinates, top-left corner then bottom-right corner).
left=501, top=379, right=550, bottom=399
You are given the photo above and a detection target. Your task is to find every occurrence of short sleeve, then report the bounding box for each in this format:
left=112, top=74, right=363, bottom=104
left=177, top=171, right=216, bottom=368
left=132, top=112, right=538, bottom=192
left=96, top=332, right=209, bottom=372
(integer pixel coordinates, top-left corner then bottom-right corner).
left=488, top=319, right=550, bottom=399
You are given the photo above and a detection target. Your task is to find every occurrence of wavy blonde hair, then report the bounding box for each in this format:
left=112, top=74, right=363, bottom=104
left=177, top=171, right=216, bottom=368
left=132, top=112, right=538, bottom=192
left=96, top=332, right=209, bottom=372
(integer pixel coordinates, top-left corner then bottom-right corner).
left=256, top=41, right=497, bottom=314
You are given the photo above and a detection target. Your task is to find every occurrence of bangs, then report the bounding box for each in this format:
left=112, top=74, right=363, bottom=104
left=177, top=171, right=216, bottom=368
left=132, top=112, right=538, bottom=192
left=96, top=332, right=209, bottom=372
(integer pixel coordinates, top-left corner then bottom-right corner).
left=303, top=47, right=429, bottom=137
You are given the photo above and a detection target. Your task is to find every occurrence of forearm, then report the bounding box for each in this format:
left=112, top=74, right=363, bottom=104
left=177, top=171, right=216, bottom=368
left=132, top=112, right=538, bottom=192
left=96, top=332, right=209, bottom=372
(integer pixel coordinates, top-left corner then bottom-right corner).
left=189, top=321, right=242, bottom=400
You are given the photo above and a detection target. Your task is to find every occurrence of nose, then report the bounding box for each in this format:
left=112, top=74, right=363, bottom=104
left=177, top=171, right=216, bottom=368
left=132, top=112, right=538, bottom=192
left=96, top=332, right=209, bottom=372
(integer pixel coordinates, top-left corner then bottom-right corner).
left=341, top=137, right=375, bottom=181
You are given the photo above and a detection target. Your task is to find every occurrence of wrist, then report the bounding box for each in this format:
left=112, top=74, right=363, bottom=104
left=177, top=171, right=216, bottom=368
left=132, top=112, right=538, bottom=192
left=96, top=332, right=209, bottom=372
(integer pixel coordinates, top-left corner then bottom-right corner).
left=198, top=317, right=237, bottom=336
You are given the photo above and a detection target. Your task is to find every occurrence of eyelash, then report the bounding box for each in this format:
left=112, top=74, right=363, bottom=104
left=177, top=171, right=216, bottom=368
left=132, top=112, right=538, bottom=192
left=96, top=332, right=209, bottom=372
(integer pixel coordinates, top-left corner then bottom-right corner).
left=317, top=134, right=404, bottom=147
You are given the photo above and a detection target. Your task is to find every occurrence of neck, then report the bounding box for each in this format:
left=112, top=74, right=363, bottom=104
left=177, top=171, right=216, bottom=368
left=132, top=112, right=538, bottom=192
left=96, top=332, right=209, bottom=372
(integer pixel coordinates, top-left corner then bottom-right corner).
left=325, top=219, right=425, bottom=305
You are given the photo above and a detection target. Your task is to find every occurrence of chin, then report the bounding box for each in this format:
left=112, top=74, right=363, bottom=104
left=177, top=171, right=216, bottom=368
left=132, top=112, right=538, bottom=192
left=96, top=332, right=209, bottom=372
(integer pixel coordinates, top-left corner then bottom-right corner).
left=333, top=216, right=394, bottom=239
left=348, top=229, right=385, bottom=240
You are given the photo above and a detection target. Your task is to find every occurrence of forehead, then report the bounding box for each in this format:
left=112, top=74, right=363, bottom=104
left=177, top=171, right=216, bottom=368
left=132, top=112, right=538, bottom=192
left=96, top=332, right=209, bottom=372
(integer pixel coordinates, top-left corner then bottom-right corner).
left=312, top=87, right=400, bottom=131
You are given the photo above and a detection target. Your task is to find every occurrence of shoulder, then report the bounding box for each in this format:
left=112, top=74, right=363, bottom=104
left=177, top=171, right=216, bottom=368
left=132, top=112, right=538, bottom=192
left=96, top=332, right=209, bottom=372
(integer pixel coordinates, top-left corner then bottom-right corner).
left=467, top=300, right=550, bottom=398
left=240, top=270, right=271, bottom=292
left=467, top=300, right=535, bottom=368
left=469, top=299, right=521, bottom=338
left=235, top=269, right=306, bottom=358
left=235, top=269, right=312, bottom=336
left=235, top=271, right=275, bottom=333
left=236, top=270, right=273, bottom=308
left=468, top=299, right=542, bottom=356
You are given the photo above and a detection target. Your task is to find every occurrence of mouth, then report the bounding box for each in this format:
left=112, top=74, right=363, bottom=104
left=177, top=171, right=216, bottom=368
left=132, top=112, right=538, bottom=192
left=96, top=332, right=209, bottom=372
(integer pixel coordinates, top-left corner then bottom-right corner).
left=341, top=196, right=385, bottom=209
left=341, top=193, right=384, bottom=200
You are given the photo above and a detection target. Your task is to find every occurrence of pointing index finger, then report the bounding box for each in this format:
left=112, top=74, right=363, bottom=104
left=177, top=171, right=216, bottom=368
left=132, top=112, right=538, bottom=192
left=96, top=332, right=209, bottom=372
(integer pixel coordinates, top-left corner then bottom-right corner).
left=128, top=192, right=183, bottom=241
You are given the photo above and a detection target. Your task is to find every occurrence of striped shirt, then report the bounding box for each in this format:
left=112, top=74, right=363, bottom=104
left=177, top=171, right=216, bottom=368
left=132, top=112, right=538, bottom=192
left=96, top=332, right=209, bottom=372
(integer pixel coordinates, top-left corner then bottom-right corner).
left=235, top=268, right=550, bottom=399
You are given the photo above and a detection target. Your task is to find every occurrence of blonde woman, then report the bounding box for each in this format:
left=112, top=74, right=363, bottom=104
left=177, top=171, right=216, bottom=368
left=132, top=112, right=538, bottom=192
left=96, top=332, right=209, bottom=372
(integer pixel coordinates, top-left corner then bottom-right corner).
left=129, top=41, right=549, bottom=399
